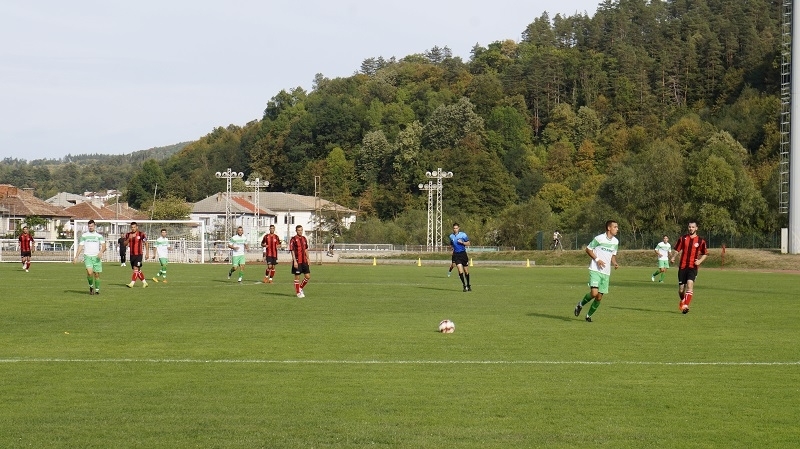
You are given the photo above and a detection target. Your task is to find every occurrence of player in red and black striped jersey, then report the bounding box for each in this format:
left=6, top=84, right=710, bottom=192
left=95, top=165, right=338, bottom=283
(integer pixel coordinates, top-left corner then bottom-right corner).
left=18, top=226, right=34, bottom=272
left=670, top=221, right=708, bottom=314
left=125, top=222, right=149, bottom=288
left=261, top=224, right=282, bottom=284
left=289, top=225, right=310, bottom=298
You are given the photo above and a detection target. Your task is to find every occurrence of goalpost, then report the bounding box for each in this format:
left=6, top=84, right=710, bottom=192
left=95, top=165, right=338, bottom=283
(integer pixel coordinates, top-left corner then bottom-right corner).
left=73, top=220, right=206, bottom=263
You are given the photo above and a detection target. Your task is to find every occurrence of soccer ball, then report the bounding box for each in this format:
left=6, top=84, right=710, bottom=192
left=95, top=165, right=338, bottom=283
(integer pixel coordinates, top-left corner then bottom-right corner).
left=438, top=319, right=455, bottom=333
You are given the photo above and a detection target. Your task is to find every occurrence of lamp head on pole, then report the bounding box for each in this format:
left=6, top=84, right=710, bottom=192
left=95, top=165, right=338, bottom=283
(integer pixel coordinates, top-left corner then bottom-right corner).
left=215, top=168, right=244, bottom=179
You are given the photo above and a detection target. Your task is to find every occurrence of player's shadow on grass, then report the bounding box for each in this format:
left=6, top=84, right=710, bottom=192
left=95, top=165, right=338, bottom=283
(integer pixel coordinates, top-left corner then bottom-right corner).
left=607, top=305, right=673, bottom=315
left=526, top=312, right=574, bottom=322
left=414, top=285, right=467, bottom=293
left=67, top=289, right=92, bottom=295
left=271, top=292, right=306, bottom=298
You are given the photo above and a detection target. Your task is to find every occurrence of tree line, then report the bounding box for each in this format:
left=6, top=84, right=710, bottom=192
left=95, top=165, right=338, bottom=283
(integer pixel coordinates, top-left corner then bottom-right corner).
left=2, top=0, right=785, bottom=248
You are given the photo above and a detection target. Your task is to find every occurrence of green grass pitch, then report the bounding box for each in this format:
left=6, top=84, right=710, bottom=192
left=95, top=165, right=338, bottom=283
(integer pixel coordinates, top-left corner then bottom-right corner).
left=1, top=261, right=798, bottom=448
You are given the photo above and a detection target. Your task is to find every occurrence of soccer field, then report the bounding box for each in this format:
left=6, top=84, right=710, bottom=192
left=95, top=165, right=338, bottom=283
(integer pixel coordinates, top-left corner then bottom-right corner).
left=1, top=261, right=797, bottom=448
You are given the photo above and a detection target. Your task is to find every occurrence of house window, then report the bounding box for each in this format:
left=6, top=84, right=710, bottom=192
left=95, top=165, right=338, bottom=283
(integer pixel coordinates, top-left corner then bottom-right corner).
left=284, top=214, right=294, bottom=225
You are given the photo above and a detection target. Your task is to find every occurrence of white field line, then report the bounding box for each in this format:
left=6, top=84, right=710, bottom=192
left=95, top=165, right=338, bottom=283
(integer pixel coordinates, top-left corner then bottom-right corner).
left=0, top=359, right=798, bottom=366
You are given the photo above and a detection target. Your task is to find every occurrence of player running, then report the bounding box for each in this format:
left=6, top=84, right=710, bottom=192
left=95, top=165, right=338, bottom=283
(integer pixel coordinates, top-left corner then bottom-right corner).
left=227, top=226, right=249, bottom=283
left=151, top=228, right=172, bottom=283
left=126, top=222, right=149, bottom=288
left=261, top=224, right=281, bottom=283
left=671, top=221, right=708, bottom=314
left=73, top=219, right=106, bottom=295
left=289, top=225, right=311, bottom=297
left=18, top=226, right=35, bottom=272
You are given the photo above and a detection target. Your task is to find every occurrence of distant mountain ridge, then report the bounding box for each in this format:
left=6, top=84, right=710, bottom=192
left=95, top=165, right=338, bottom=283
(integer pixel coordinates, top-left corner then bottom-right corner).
left=58, top=141, right=193, bottom=165
left=2, top=141, right=192, bottom=166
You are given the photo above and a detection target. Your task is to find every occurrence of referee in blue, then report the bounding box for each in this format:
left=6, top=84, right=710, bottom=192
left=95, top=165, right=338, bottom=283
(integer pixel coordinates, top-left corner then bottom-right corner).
left=449, top=223, right=472, bottom=292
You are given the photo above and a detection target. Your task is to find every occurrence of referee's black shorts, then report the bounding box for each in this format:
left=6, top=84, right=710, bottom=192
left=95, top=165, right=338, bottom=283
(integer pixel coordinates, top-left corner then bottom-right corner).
left=453, top=252, right=469, bottom=267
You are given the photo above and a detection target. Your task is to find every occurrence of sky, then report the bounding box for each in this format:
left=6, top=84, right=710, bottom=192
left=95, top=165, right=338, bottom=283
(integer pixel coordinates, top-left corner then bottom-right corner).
left=0, top=0, right=600, bottom=161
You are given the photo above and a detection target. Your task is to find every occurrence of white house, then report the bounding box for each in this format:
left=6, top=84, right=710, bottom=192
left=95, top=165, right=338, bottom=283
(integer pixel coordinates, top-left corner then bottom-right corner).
left=191, top=191, right=356, bottom=245
left=0, top=185, right=73, bottom=239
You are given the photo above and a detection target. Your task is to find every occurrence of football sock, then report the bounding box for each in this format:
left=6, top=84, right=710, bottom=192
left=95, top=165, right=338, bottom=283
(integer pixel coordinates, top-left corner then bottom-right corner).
left=465, top=273, right=470, bottom=286
left=131, top=273, right=137, bottom=282
left=300, top=278, right=308, bottom=289
left=270, top=269, right=275, bottom=278
left=587, top=299, right=601, bottom=316
left=138, top=271, right=145, bottom=281
left=229, top=267, right=236, bottom=276
left=652, top=270, right=660, bottom=277
left=94, top=279, right=100, bottom=290
left=458, top=273, right=465, bottom=286
left=87, top=276, right=94, bottom=287
left=238, top=270, right=244, bottom=279
left=580, top=292, right=592, bottom=307
left=659, top=272, right=665, bottom=281
left=684, top=290, right=693, bottom=306
left=294, top=281, right=300, bottom=293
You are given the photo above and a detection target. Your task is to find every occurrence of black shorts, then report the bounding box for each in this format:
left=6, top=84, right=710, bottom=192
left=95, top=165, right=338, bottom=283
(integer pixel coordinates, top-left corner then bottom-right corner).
left=452, top=252, right=469, bottom=267
left=291, top=263, right=310, bottom=275
left=130, top=255, right=144, bottom=268
left=20, top=251, right=31, bottom=257
left=265, top=256, right=278, bottom=265
left=678, top=268, right=698, bottom=285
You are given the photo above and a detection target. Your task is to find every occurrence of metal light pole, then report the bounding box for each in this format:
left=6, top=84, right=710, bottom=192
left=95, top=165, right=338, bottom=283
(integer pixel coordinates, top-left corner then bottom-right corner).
left=215, top=168, right=244, bottom=240
left=421, top=168, right=453, bottom=252
left=245, top=177, right=269, bottom=236
left=418, top=180, right=435, bottom=251
left=314, top=176, right=321, bottom=264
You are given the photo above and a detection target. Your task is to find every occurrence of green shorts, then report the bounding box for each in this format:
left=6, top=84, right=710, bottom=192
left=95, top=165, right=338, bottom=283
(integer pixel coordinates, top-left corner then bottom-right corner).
left=588, top=270, right=610, bottom=295
left=83, top=255, right=102, bottom=273
left=231, top=255, right=246, bottom=267
left=658, top=260, right=670, bottom=269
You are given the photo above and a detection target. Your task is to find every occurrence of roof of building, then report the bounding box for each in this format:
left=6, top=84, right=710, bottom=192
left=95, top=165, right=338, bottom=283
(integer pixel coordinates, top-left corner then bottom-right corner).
left=230, top=196, right=274, bottom=216
left=62, top=201, right=147, bottom=221
left=192, top=191, right=354, bottom=215
left=192, top=193, right=276, bottom=215
left=0, top=185, right=73, bottom=218
left=45, top=192, right=90, bottom=208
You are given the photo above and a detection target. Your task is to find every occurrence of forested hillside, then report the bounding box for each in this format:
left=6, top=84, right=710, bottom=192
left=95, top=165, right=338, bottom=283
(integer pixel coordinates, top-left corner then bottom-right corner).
left=2, top=0, right=785, bottom=248
left=0, top=142, right=189, bottom=199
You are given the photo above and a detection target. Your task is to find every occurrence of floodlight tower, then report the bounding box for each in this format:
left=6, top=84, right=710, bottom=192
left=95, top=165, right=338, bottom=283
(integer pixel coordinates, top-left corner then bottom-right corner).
left=215, top=168, right=244, bottom=239
left=245, top=177, right=269, bottom=234
left=424, top=168, right=453, bottom=251
left=418, top=180, right=435, bottom=251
